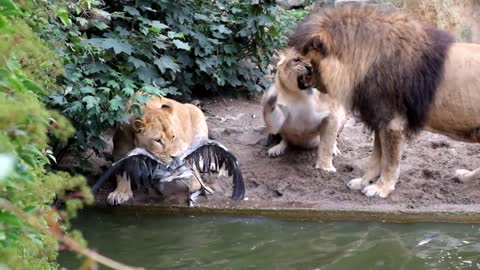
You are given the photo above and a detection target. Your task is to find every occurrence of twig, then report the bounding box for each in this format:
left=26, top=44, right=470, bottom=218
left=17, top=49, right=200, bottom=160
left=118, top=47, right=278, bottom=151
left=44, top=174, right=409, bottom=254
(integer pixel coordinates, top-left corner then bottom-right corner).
left=0, top=199, right=144, bottom=270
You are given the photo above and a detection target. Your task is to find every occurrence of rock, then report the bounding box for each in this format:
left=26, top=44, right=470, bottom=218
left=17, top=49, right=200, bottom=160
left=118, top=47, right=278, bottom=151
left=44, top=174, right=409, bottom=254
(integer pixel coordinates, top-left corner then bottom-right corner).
left=277, top=0, right=306, bottom=9
left=223, top=127, right=244, bottom=136
left=208, top=128, right=223, bottom=140
left=435, top=193, right=445, bottom=200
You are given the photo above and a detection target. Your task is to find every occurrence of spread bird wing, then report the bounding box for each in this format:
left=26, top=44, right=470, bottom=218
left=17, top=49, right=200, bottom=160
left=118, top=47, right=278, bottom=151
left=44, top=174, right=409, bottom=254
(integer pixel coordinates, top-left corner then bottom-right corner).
left=169, top=140, right=245, bottom=201
left=91, top=148, right=169, bottom=193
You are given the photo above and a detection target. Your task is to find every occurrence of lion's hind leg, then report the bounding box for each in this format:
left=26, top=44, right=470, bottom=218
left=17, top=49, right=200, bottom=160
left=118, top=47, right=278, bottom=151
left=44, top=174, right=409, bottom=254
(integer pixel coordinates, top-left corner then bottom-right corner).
left=454, top=167, right=480, bottom=182
left=107, top=172, right=133, bottom=205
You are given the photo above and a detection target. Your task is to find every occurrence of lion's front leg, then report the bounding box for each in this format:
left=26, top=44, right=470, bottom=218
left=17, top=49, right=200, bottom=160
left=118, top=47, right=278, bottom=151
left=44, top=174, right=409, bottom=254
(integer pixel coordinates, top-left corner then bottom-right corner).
left=107, top=173, right=133, bottom=205
left=347, top=130, right=381, bottom=190
left=315, top=116, right=338, bottom=172
left=455, top=167, right=480, bottom=182
left=362, top=126, right=405, bottom=198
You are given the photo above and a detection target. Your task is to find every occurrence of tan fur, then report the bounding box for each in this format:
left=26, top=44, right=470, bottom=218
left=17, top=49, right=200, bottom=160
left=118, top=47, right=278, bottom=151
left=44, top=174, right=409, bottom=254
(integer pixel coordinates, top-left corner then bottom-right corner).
left=108, top=96, right=208, bottom=205
left=292, top=6, right=480, bottom=197
left=261, top=48, right=346, bottom=172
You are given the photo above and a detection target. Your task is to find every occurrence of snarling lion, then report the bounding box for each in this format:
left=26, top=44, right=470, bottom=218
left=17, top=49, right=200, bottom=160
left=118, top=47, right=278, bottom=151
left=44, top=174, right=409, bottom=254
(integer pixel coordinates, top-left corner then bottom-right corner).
left=108, top=96, right=209, bottom=205
left=289, top=5, right=480, bottom=198
left=262, top=48, right=346, bottom=172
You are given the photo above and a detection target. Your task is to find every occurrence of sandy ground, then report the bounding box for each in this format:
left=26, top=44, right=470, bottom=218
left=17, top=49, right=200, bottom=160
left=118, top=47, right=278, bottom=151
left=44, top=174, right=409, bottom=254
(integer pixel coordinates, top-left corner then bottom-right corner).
left=90, top=95, right=480, bottom=216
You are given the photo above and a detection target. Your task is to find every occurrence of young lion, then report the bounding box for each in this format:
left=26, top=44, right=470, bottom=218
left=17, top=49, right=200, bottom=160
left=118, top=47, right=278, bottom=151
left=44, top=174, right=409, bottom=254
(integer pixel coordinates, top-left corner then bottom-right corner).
left=261, top=48, right=346, bottom=172
left=108, top=96, right=209, bottom=205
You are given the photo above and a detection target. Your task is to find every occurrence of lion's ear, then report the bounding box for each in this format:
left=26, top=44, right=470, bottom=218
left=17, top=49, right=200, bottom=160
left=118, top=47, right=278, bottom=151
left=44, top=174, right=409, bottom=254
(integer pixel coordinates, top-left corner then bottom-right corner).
left=270, top=55, right=280, bottom=67
left=303, top=35, right=329, bottom=56
left=132, top=118, right=146, bottom=133
left=160, top=102, right=173, bottom=113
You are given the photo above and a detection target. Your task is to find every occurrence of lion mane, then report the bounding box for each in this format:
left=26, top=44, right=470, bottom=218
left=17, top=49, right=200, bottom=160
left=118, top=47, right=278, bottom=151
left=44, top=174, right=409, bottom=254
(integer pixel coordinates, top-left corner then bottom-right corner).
left=289, top=5, right=480, bottom=198
left=289, top=5, right=454, bottom=135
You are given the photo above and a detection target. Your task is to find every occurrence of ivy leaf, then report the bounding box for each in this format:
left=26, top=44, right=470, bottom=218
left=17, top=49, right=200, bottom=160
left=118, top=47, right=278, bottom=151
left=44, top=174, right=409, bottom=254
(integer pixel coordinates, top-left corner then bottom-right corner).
left=133, top=94, right=152, bottom=106
left=89, top=38, right=133, bottom=55
left=124, top=6, right=140, bottom=17
left=75, top=17, right=88, bottom=27
left=194, top=13, right=209, bottom=21
left=107, top=80, right=120, bottom=90
left=91, top=20, right=109, bottom=30
left=151, top=21, right=169, bottom=31
left=56, top=6, right=70, bottom=26
left=154, top=56, right=180, bottom=73
left=167, top=31, right=184, bottom=39
left=128, top=57, right=146, bottom=68
left=172, top=40, right=191, bottom=51
left=82, top=96, right=100, bottom=110
left=223, top=44, right=238, bottom=54
left=108, top=96, right=123, bottom=111
left=65, top=101, right=83, bottom=114
left=79, top=86, right=95, bottom=94
left=154, top=41, right=168, bottom=50
left=49, top=94, right=67, bottom=105
left=141, top=85, right=164, bottom=96
left=122, top=87, right=134, bottom=96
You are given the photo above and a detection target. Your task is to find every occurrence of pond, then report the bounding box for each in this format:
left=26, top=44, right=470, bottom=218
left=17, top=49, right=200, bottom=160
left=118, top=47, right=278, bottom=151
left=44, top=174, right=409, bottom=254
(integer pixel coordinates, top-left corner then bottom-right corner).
left=59, top=209, right=480, bottom=270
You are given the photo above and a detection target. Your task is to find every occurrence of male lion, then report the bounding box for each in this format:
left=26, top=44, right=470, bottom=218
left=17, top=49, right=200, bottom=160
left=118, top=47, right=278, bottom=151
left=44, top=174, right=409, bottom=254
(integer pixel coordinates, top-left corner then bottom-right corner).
left=289, top=5, right=480, bottom=198
left=108, top=96, right=208, bottom=205
left=262, top=48, right=346, bottom=172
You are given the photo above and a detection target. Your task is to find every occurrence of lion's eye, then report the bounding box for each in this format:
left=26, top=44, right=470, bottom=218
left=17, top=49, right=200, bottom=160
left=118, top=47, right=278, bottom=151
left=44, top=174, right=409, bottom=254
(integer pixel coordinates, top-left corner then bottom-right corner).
left=293, top=58, right=301, bottom=63
left=172, top=135, right=176, bottom=141
left=154, top=138, right=163, bottom=145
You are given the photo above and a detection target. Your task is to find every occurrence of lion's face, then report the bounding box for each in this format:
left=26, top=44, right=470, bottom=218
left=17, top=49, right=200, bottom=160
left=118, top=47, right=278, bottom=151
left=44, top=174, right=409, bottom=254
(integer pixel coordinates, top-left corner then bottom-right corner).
left=276, top=48, right=314, bottom=91
left=132, top=106, right=183, bottom=163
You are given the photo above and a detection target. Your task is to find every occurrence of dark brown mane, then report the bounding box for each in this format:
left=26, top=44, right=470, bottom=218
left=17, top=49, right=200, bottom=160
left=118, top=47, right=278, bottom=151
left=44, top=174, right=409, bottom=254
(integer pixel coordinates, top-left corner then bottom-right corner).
left=288, top=5, right=455, bottom=135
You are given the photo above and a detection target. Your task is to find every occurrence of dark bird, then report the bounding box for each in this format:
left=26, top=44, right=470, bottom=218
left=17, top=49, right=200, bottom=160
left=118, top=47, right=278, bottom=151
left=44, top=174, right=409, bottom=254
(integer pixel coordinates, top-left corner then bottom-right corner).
left=92, top=140, right=245, bottom=201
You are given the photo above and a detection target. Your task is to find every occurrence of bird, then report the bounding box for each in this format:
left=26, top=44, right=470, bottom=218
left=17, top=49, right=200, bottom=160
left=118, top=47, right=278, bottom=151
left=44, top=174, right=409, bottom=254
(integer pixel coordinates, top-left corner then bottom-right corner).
left=92, top=140, right=245, bottom=201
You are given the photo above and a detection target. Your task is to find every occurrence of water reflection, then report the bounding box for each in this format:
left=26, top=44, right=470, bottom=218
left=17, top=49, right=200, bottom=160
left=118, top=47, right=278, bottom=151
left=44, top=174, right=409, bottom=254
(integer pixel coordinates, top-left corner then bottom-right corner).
left=60, top=210, right=480, bottom=270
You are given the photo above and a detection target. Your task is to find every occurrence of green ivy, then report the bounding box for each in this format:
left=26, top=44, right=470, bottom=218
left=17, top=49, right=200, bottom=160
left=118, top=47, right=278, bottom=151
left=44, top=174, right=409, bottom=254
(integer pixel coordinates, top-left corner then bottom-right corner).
left=0, top=1, right=92, bottom=268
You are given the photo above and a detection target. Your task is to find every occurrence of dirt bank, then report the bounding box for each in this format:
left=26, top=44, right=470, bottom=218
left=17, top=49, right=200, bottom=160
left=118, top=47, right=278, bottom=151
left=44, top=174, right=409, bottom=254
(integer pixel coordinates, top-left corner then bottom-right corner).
left=90, top=95, right=480, bottom=221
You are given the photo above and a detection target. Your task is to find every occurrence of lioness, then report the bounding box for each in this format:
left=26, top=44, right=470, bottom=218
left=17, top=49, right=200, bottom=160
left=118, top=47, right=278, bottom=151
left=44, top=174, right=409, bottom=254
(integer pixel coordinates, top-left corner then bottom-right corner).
left=262, top=48, right=346, bottom=172
left=108, top=96, right=208, bottom=205
left=290, top=5, right=480, bottom=197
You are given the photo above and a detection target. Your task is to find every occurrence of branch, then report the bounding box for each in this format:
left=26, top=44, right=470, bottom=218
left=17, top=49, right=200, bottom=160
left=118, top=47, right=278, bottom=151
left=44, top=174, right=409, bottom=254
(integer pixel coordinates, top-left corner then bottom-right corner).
left=0, top=199, right=143, bottom=270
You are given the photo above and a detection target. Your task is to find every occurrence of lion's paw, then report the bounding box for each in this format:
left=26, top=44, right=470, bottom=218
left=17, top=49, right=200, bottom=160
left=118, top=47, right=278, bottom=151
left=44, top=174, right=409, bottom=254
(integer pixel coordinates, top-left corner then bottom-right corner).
left=107, top=190, right=133, bottom=205
left=315, top=162, right=336, bottom=172
left=362, top=184, right=393, bottom=198
left=268, top=142, right=287, bottom=157
left=347, top=178, right=367, bottom=191
left=454, top=169, right=472, bottom=182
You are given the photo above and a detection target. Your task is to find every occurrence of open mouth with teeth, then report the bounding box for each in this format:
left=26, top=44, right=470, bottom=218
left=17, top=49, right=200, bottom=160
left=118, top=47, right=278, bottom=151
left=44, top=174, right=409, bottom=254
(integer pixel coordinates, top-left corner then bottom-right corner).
left=297, top=66, right=313, bottom=90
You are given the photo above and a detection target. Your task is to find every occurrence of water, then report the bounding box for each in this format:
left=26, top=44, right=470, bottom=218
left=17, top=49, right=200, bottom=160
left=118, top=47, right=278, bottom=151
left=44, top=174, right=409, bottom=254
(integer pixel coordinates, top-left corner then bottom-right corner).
left=59, top=209, right=480, bottom=270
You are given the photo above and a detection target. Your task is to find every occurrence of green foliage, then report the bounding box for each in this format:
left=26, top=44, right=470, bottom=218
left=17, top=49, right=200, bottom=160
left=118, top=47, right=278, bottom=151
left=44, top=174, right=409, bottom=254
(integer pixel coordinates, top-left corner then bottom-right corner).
left=31, top=0, right=282, bottom=163
left=273, top=8, right=310, bottom=49
left=0, top=1, right=92, bottom=269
